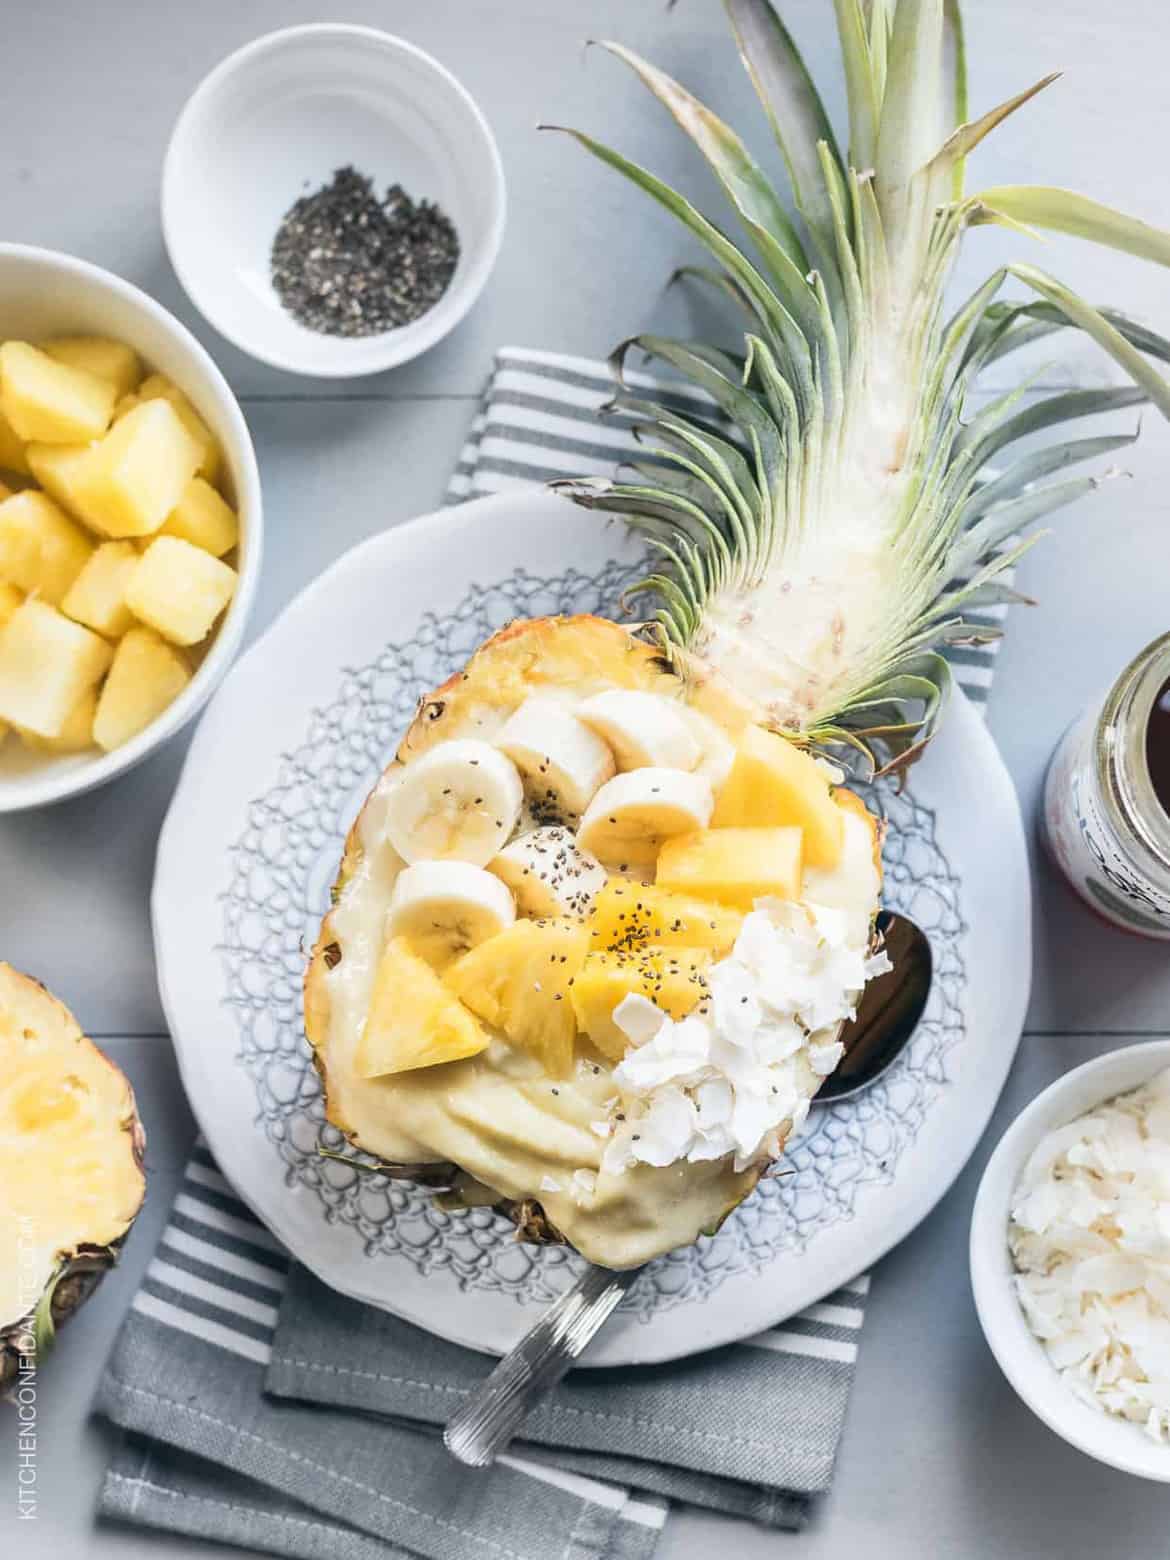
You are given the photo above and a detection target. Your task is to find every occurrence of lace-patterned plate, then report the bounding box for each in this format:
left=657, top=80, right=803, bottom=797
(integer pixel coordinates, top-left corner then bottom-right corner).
left=154, top=489, right=1031, bottom=1365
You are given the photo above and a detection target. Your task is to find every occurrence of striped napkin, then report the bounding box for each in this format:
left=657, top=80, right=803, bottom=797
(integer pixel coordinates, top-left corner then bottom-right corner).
left=96, top=345, right=1004, bottom=1559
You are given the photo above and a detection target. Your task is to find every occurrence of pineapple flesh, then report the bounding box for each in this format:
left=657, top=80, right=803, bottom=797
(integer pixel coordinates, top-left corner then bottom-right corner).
left=0, top=964, right=145, bottom=1393
left=0, top=599, right=112, bottom=738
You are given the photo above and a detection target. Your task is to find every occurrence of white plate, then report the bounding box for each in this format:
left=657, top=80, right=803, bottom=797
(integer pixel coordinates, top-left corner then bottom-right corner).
left=154, top=487, right=1032, bottom=1366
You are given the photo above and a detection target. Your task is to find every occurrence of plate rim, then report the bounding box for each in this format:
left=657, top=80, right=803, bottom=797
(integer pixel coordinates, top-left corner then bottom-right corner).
left=154, top=485, right=1033, bottom=1365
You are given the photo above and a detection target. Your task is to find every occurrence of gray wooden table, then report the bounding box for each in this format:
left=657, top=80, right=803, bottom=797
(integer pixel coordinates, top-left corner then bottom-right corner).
left=4, top=1, right=1170, bottom=1555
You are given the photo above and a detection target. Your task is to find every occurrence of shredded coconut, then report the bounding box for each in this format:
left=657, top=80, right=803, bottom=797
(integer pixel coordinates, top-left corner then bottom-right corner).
left=599, top=901, right=889, bottom=1176
left=1009, top=1066, right=1170, bottom=1445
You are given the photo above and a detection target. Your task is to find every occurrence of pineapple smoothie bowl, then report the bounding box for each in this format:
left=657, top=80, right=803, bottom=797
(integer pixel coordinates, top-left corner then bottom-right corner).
left=0, top=244, right=261, bottom=813
left=306, top=615, right=889, bottom=1271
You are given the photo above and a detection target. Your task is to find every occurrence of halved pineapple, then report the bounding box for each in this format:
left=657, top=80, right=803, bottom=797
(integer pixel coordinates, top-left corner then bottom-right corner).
left=124, top=535, right=237, bottom=646
left=0, top=490, right=93, bottom=605
left=712, top=725, right=844, bottom=869
left=43, top=336, right=142, bottom=399
left=305, top=616, right=883, bottom=1270
left=657, top=827, right=804, bottom=909
left=0, top=963, right=146, bottom=1394
left=0, top=599, right=112, bottom=738
left=588, top=879, right=742, bottom=955
left=0, top=341, right=115, bottom=444
left=92, top=628, right=190, bottom=752
left=571, top=944, right=712, bottom=1060
left=355, top=938, right=488, bottom=1077
left=445, top=917, right=588, bottom=1077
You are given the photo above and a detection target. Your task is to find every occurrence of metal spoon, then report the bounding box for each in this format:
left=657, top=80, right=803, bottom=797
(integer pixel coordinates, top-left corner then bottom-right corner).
left=444, top=909, right=932, bottom=1467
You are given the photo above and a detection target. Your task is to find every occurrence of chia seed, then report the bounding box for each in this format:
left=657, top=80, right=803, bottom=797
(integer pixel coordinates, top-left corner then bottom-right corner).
left=270, top=166, right=459, bottom=337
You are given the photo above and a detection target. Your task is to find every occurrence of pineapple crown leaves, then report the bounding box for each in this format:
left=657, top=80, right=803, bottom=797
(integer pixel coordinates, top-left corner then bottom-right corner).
left=548, top=0, right=1170, bottom=771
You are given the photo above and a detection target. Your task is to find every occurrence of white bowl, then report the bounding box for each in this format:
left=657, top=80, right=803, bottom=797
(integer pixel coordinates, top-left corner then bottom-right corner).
left=0, top=243, right=262, bottom=814
left=162, top=25, right=506, bottom=377
left=971, top=1039, right=1170, bottom=1480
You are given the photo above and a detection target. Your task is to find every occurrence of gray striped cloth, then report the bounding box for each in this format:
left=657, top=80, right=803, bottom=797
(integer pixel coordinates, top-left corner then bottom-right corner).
left=97, top=346, right=1005, bottom=1560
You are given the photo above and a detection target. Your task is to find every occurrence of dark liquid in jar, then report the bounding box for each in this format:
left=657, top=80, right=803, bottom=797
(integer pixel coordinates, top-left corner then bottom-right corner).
left=1146, top=677, right=1170, bottom=818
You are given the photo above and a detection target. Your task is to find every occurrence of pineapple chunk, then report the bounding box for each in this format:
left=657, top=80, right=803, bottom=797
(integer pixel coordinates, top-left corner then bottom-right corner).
left=0, top=406, right=29, bottom=474
left=25, top=442, right=104, bottom=529
left=0, top=582, right=21, bottom=627
left=43, top=337, right=142, bottom=399
left=72, top=399, right=202, bottom=538
left=0, top=341, right=115, bottom=443
left=356, top=937, right=488, bottom=1077
left=589, top=879, right=742, bottom=955
left=570, top=944, right=713, bottom=1061
left=19, top=686, right=97, bottom=754
left=138, top=374, right=220, bottom=485
left=125, top=536, right=237, bottom=645
left=161, top=477, right=239, bottom=557
left=712, top=725, right=844, bottom=869
left=62, top=541, right=139, bottom=637
left=0, top=491, right=93, bottom=605
left=92, top=627, right=190, bottom=751
left=445, top=918, right=588, bottom=1078
left=657, top=827, right=803, bottom=910
left=0, top=599, right=112, bottom=737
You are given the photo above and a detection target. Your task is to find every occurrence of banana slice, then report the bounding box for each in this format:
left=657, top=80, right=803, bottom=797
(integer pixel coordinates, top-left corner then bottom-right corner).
left=496, top=696, right=615, bottom=822
left=578, top=690, right=700, bottom=772
left=578, top=768, right=714, bottom=871
left=487, top=826, right=608, bottom=919
left=386, top=860, right=516, bottom=968
left=383, top=739, right=523, bottom=867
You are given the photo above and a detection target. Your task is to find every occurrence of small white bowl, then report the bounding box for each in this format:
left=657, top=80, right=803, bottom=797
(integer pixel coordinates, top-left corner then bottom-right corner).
left=162, top=25, right=506, bottom=377
left=0, top=243, right=262, bottom=814
left=971, top=1039, right=1170, bottom=1481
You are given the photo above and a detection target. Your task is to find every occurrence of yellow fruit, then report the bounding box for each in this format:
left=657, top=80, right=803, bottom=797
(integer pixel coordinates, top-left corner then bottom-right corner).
left=62, top=541, right=139, bottom=638
left=92, top=627, right=190, bottom=752
left=712, top=724, right=844, bottom=869
left=0, top=341, right=115, bottom=443
left=570, top=944, right=712, bottom=1061
left=445, top=917, right=588, bottom=1078
left=125, top=535, right=237, bottom=646
left=0, top=599, right=112, bottom=738
left=656, top=827, right=803, bottom=909
left=113, top=393, right=141, bottom=421
left=0, top=582, right=23, bottom=627
left=72, top=399, right=202, bottom=538
left=0, top=490, right=93, bottom=604
left=25, top=442, right=103, bottom=529
left=356, top=937, right=488, bottom=1078
left=19, top=686, right=97, bottom=754
left=0, top=406, right=28, bottom=474
left=43, top=337, right=142, bottom=399
left=161, top=477, right=239, bottom=558
left=138, top=374, right=220, bottom=485
left=588, top=879, right=742, bottom=955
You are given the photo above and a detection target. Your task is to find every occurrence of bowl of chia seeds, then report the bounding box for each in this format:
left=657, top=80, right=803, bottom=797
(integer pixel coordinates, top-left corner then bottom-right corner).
left=162, top=25, right=505, bottom=377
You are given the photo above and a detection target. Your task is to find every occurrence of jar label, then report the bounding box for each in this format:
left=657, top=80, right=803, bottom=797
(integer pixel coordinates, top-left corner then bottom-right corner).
left=1044, top=707, right=1170, bottom=938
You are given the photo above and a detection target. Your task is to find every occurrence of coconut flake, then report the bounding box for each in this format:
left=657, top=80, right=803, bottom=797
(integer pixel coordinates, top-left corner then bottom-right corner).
left=1009, top=1066, right=1170, bottom=1445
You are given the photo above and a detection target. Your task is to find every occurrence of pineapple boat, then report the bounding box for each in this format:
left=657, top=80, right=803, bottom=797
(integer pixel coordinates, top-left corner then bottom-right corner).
left=0, top=965, right=145, bottom=1391
left=309, top=0, right=1170, bottom=1269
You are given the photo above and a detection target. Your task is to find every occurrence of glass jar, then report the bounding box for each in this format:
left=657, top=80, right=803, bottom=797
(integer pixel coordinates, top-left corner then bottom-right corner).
left=1043, top=631, right=1170, bottom=938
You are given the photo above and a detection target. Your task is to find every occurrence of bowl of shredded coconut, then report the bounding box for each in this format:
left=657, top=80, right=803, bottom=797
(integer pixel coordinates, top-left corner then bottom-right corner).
left=971, top=1041, right=1170, bottom=1479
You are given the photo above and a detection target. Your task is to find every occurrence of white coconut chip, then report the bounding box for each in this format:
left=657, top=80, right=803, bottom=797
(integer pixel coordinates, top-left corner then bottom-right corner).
left=1009, top=1066, right=1170, bottom=1445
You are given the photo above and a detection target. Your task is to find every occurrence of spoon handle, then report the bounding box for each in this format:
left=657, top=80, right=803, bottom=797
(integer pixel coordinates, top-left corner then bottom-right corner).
left=444, top=1264, right=640, bottom=1467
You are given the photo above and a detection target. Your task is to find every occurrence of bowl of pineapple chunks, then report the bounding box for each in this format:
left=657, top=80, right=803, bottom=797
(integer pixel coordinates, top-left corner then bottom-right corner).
left=0, top=243, right=262, bottom=811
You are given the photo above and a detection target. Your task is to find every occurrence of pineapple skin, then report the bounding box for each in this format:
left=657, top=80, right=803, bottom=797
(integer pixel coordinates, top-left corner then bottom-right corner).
left=0, top=964, right=146, bottom=1396
left=305, top=615, right=881, bottom=1267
